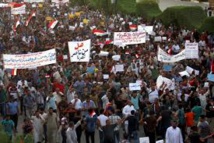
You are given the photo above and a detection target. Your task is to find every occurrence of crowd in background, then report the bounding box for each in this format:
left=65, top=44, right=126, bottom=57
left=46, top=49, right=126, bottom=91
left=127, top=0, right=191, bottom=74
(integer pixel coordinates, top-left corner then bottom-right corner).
left=0, top=1, right=214, bottom=143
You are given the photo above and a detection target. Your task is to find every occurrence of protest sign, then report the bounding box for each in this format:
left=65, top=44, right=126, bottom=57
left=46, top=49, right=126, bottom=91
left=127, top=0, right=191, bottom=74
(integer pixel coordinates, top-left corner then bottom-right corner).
left=156, top=140, right=164, bottom=143
left=207, top=73, right=214, bottom=82
left=158, top=48, right=186, bottom=63
left=179, top=71, right=190, bottom=77
left=163, top=65, right=172, bottom=71
left=154, top=36, right=162, bottom=42
left=114, top=32, right=146, bottom=46
left=138, top=25, right=153, bottom=35
left=24, top=0, right=44, bottom=3
left=3, top=49, right=56, bottom=69
left=129, top=83, right=141, bottom=91
left=185, top=42, right=199, bottom=59
left=112, top=55, right=121, bottom=61
left=68, top=39, right=91, bottom=62
left=186, top=66, right=199, bottom=75
left=52, top=0, right=69, bottom=3
left=115, top=64, right=124, bottom=72
left=103, top=74, right=109, bottom=79
left=139, top=137, right=150, bottom=143
left=156, top=75, right=174, bottom=90
left=11, top=4, right=26, bottom=15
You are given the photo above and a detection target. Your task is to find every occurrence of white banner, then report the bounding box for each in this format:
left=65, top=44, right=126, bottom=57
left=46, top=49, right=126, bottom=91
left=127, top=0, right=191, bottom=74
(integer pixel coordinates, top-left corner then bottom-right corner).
left=52, top=0, right=69, bottom=3
left=185, top=42, right=199, bottom=59
left=114, top=32, right=146, bottom=46
left=24, top=0, right=44, bottom=3
left=3, top=49, right=56, bottom=69
left=11, top=5, right=26, bottom=15
left=158, top=48, right=186, bottom=63
left=138, top=25, right=153, bottom=35
left=0, top=3, right=9, bottom=7
left=129, top=83, right=141, bottom=91
left=68, top=39, right=91, bottom=62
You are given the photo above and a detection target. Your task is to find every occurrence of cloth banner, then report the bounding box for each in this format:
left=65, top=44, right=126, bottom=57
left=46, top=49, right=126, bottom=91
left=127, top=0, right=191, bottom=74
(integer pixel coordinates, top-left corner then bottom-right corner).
left=11, top=4, right=26, bottom=15
left=68, top=39, right=91, bottom=62
left=52, top=0, right=69, bottom=3
left=158, top=48, right=186, bottom=63
left=24, top=0, right=44, bottom=2
left=185, top=42, right=199, bottom=59
left=3, top=49, right=56, bottom=69
left=138, top=25, right=154, bottom=35
left=113, top=32, right=146, bottom=46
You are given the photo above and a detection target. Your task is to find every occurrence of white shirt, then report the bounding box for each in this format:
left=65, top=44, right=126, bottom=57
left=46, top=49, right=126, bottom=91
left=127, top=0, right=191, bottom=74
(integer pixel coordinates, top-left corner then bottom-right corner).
left=97, top=114, right=108, bottom=131
left=53, top=91, right=63, bottom=104
left=149, top=89, right=159, bottom=104
left=66, top=121, right=81, bottom=143
left=122, top=105, right=136, bottom=118
left=71, top=99, right=82, bottom=110
left=101, top=95, right=109, bottom=109
left=165, top=126, right=183, bottom=143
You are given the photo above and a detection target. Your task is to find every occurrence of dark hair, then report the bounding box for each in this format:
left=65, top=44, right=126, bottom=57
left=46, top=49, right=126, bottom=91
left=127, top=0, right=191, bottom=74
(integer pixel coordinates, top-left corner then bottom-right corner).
left=131, top=110, right=135, bottom=115
left=200, top=115, right=206, bottom=119
left=100, top=109, right=104, bottom=114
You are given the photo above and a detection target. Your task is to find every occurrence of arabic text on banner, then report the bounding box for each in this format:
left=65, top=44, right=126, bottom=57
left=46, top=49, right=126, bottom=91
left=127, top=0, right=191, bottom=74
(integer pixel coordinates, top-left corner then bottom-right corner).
left=113, top=32, right=146, bottom=46
left=11, top=5, right=26, bottom=15
left=185, top=42, right=199, bottom=59
left=3, top=49, right=56, bottom=69
left=157, top=48, right=186, bottom=63
left=68, top=39, right=91, bottom=62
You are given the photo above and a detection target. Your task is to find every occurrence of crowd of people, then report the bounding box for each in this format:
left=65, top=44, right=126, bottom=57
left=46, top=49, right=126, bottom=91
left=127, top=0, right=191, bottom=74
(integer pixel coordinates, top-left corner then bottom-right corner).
left=0, top=1, right=214, bottom=143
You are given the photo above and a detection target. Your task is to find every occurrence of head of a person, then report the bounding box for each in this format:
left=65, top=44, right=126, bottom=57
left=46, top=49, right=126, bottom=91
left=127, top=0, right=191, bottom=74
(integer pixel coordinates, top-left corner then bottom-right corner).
left=4, top=115, right=10, bottom=120
left=85, top=95, right=90, bottom=102
left=131, top=110, right=135, bottom=116
left=199, top=115, right=206, bottom=122
left=100, top=109, right=105, bottom=115
left=171, top=120, right=178, bottom=129
left=69, top=121, right=74, bottom=128
left=35, top=110, right=40, bottom=117
left=49, top=107, right=54, bottom=114
left=132, top=91, right=137, bottom=98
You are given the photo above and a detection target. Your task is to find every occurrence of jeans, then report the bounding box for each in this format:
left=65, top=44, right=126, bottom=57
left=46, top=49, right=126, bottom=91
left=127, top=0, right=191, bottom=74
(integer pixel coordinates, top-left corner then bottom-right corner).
left=0, top=102, right=6, bottom=116
left=99, top=130, right=104, bottom=143
left=10, top=113, right=18, bottom=130
left=114, top=130, right=120, bottom=143
left=85, top=130, right=95, bottom=143
left=129, top=131, right=139, bottom=143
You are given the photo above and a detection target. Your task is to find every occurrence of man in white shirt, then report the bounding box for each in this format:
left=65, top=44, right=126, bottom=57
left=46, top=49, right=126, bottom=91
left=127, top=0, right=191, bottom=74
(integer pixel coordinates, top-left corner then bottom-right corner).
left=165, top=120, right=183, bottom=143
left=70, top=95, right=82, bottom=110
left=148, top=85, right=159, bottom=104
left=97, top=109, right=109, bottom=143
left=122, top=100, right=136, bottom=133
left=101, top=92, right=110, bottom=109
left=52, top=88, right=64, bottom=105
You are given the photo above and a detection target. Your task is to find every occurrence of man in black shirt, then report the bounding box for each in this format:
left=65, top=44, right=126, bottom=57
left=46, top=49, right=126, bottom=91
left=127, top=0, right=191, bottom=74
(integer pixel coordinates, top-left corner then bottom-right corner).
left=127, top=110, right=139, bottom=143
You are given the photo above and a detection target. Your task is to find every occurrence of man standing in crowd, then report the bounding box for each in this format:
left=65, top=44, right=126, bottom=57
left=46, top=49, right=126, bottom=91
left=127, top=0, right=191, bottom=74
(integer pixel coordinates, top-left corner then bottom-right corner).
left=165, top=120, right=183, bottom=143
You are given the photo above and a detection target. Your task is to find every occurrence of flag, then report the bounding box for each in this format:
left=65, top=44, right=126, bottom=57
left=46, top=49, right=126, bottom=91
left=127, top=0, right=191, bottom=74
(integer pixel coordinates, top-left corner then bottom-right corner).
left=13, top=20, right=20, bottom=31
left=48, top=20, right=58, bottom=29
left=92, top=29, right=108, bottom=36
left=25, top=11, right=36, bottom=26
left=129, top=24, right=137, bottom=31
left=11, top=69, right=17, bottom=76
left=104, top=40, right=113, bottom=45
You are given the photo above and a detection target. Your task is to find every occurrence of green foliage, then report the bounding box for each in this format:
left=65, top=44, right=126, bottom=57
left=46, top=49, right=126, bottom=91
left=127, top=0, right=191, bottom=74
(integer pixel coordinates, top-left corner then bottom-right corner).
left=158, top=6, right=207, bottom=29
left=136, top=0, right=162, bottom=20
left=200, top=17, right=214, bottom=33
